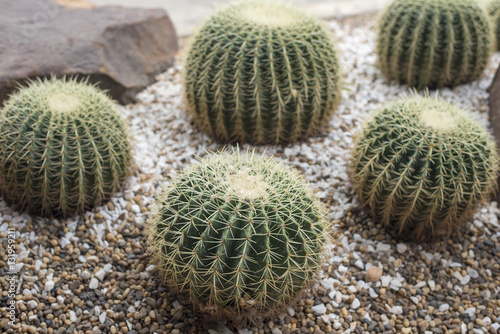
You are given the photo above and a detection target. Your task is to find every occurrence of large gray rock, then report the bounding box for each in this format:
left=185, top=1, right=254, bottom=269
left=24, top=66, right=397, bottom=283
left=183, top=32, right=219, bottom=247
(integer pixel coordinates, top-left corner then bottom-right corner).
left=0, top=0, right=178, bottom=105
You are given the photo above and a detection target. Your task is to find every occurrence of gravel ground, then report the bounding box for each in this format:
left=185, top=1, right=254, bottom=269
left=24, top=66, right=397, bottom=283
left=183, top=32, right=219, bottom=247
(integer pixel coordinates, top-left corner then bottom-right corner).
left=1, top=16, right=500, bottom=334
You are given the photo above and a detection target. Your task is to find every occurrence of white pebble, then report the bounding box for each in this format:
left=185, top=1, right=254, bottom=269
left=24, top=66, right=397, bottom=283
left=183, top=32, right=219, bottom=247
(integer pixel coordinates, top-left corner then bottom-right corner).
left=81, top=270, right=91, bottom=280
left=438, top=304, right=449, bottom=312
left=131, top=204, right=141, bottom=213
left=99, top=312, right=107, bottom=324
left=44, top=280, right=54, bottom=292
left=312, top=303, right=327, bottom=315
left=464, top=307, right=476, bottom=316
left=351, top=298, right=361, bottom=310
left=69, top=310, right=77, bottom=322
left=376, top=243, right=391, bottom=252
left=287, top=307, right=295, bottom=317
left=391, top=306, right=403, bottom=315
left=89, top=278, right=99, bottom=289
left=396, top=243, right=407, bottom=254
left=95, top=269, right=106, bottom=281
left=482, top=316, right=492, bottom=326
left=467, top=268, right=479, bottom=279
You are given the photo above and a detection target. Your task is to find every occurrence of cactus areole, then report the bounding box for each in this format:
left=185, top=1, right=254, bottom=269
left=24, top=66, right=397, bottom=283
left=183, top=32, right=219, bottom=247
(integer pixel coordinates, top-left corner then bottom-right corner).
left=0, top=78, right=131, bottom=217
left=149, top=151, right=328, bottom=322
left=350, top=96, right=499, bottom=239
left=184, top=0, right=342, bottom=144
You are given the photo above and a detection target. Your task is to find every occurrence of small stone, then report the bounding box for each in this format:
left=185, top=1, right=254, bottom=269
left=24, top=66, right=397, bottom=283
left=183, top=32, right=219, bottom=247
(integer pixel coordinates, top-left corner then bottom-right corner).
left=95, top=269, right=106, bottom=281
left=69, top=310, right=77, bottom=322
left=239, top=330, right=252, bottom=334
left=438, top=304, right=449, bottom=312
left=351, top=298, right=361, bottom=310
left=366, top=266, right=382, bottom=283
left=27, top=300, right=38, bottom=310
left=131, top=204, right=141, bottom=213
left=44, top=280, right=55, bottom=292
left=80, top=270, right=90, bottom=281
left=482, top=316, right=491, bottom=326
left=311, top=303, right=327, bottom=315
left=89, top=278, right=99, bottom=289
left=287, top=307, right=295, bottom=317
left=354, top=259, right=364, bottom=269
left=464, top=307, right=476, bottom=316
left=396, top=243, right=407, bottom=254
left=391, top=306, right=403, bottom=315
left=467, top=268, right=479, bottom=279
left=271, top=329, right=282, bottom=334
left=99, top=312, right=107, bottom=324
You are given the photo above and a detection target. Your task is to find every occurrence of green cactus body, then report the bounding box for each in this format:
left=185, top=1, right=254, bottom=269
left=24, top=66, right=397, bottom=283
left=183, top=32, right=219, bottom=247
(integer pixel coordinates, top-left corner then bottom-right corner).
left=148, top=151, right=328, bottom=322
left=488, top=0, right=500, bottom=49
left=0, top=78, right=132, bottom=217
left=350, top=97, right=498, bottom=239
left=377, top=0, right=493, bottom=89
left=184, top=0, right=341, bottom=144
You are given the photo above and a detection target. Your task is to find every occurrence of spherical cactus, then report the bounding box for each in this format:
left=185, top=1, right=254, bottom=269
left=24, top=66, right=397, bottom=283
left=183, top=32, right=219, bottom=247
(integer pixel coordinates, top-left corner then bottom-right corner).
left=377, top=0, right=493, bottom=89
left=350, top=96, right=498, bottom=239
left=0, top=77, right=132, bottom=217
left=148, top=150, right=328, bottom=322
left=183, top=0, right=342, bottom=144
left=487, top=0, right=500, bottom=49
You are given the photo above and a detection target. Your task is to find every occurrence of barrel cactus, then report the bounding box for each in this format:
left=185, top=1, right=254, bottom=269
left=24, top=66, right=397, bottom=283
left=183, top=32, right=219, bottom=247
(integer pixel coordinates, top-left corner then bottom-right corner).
left=0, top=77, right=132, bottom=217
left=350, top=96, right=498, bottom=239
left=184, top=0, right=342, bottom=144
left=488, top=0, right=500, bottom=49
left=377, top=0, right=493, bottom=89
left=148, top=150, right=328, bottom=322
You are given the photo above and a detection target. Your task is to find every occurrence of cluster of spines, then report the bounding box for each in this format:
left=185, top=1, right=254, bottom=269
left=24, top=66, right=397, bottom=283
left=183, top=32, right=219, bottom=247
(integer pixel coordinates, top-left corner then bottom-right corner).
left=377, top=0, right=493, bottom=89
left=0, top=77, right=131, bottom=217
left=184, top=0, right=341, bottom=144
left=148, top=150, right=328, bottom=322
left=350, top=96, right=499, bottom=239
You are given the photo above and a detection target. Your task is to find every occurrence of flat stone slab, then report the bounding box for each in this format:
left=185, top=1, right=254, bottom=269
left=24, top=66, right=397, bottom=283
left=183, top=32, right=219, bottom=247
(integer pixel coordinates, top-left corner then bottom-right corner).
left=0, top=0, right=178, bottom=105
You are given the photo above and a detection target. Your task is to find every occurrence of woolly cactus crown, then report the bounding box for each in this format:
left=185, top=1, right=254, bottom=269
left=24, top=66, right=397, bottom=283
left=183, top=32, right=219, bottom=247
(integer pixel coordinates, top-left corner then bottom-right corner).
left=350, top=96, right=498, bottom=239
left=0, top=77, right=131, bottom=217
left=148, top=150, right=328, bottom=322
left=377, top=0, right=493, bottom=89
left=184, top=0, right=341, bottom=144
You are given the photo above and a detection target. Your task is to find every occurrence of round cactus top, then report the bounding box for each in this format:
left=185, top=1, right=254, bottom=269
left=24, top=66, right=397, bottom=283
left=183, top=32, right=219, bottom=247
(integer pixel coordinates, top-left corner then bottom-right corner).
left=5, top=77, right=117, bottom=118
left=234, top=1, right=301, bottom=28
left=47, top=92, right=82, bottom=114
left=177, top=150, right=317, bottom=205
left=212, top=0, right=314, bottom=30
left=374, top=96, right=490, bottom=141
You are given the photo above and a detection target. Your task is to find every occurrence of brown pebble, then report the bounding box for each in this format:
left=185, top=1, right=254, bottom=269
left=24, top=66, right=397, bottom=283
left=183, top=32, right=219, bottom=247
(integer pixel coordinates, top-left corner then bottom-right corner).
left=366, top=266, right=382, bottom=283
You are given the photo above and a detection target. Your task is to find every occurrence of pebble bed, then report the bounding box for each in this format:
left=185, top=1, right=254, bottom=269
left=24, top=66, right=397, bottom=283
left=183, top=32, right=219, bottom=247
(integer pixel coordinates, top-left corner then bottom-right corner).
left=1, top=16, right=500, bottom=334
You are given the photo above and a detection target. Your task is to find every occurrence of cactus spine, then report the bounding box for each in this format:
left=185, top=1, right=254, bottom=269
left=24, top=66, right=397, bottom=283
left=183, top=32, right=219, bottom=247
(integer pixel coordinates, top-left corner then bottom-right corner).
left=148, top=150, right=328, bottom=322
left=350, top=96, right=498, bottom=239
left=184, top=0, right=342, bottom=144
left=377, top=0, right=493, bottom=89
left=0, top=77, right=132, bottom=217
